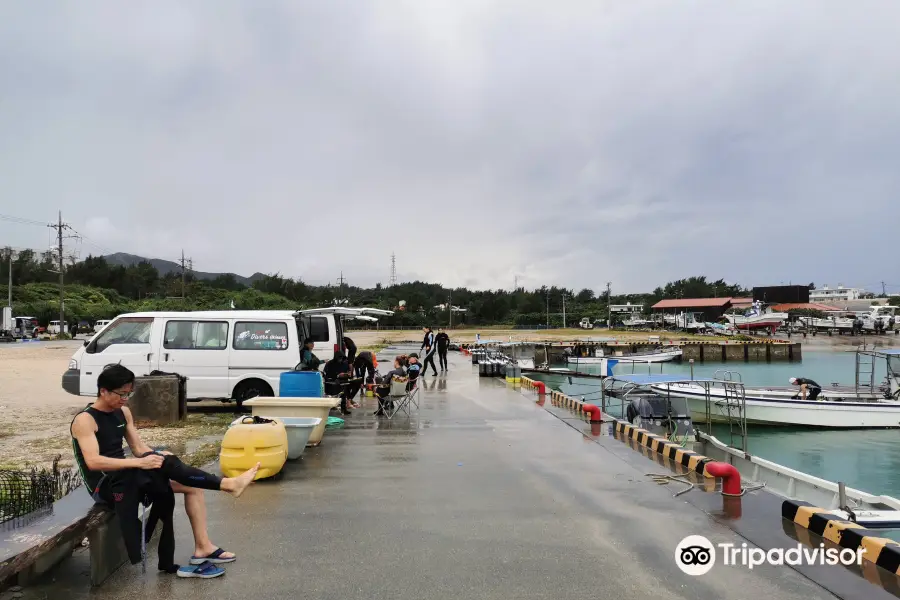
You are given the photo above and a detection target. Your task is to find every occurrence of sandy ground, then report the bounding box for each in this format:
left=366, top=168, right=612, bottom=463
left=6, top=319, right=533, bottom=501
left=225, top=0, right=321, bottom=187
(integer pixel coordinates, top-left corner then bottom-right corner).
left=2, top=328, right=891, bottom=470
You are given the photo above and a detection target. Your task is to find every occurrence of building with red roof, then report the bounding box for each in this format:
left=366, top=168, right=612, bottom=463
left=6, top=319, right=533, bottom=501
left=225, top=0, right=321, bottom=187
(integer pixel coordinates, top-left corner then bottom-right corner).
left=651, top=297, right=734, bottom=322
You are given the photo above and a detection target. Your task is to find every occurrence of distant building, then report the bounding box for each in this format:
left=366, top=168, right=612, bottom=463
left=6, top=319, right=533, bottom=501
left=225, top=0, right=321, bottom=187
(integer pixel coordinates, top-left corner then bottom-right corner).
left=609, top=303, right=644, bottom=313
left=809, top=285, right=862, bottom=303
left=752, top=285, right=809, bottom=304
left=651, top=298, right=733, bottom=322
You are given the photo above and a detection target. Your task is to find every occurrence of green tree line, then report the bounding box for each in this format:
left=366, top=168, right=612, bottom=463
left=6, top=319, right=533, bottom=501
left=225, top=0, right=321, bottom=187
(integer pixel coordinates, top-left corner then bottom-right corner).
left=0, top=250, right=749, bottom=327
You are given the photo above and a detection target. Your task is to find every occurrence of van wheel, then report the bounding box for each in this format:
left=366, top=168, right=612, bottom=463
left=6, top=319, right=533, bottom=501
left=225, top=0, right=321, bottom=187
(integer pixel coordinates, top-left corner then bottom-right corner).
left=232, top=379, right=273, bottom=410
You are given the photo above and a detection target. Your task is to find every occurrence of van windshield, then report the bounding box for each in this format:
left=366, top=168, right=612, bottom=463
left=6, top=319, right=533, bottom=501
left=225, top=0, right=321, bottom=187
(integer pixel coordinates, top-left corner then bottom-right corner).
left=89, top=317, right=153, bottom=353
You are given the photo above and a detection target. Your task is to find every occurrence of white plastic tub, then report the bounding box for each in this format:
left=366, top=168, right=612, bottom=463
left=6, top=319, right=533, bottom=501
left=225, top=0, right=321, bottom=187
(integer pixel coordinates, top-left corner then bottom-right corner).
left=278, top=417, right=322, bottom=459
left=244, top=397, right=339, bottom=446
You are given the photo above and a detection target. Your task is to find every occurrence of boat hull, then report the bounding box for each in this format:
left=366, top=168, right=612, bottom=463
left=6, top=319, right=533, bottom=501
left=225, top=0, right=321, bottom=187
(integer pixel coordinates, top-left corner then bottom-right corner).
left=650, top=383, right=900, bottom=428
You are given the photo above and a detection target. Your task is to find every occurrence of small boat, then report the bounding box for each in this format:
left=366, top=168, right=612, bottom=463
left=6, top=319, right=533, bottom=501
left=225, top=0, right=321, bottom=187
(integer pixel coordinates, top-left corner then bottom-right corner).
left=798, top=305, right=897, bottom=333
left=722, top=302, right=788, bottom=331
left=567, top=347, right=683, bottom=365
left=649, top=350, right=900, bottom=428
left=649, top=381, right=900, bottom=428
left=675, top=312, right=707, bottom=332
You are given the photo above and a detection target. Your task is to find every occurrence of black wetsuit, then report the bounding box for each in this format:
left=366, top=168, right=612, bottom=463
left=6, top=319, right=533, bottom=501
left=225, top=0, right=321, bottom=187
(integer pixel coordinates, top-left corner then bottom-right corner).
left=324, top=358, right=360, bottom=413
left=794, top=378, right=821, bottom=400
left=354, top=351, right=376, bottom=383
left=436, top=332, right=450, bottom=371
left=72, top=406, right=224, bottom=570
left=343, top=337, right=357, bottom=365
left=421, top=332, right=438, bottom=375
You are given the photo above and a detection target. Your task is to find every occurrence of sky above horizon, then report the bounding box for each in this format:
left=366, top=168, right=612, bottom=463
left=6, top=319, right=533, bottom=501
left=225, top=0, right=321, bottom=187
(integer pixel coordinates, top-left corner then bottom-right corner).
left=2, top=1, right=899, bottom=295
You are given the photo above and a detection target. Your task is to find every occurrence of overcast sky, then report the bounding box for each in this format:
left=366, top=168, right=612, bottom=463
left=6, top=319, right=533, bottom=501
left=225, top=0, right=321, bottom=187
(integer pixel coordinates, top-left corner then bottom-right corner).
left=1, top=1, right=899, bottom=294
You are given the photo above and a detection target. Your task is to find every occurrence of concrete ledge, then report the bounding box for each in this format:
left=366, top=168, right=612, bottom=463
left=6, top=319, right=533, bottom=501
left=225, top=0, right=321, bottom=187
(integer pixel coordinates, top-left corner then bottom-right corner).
left=781, top=499, right=900, bottom=573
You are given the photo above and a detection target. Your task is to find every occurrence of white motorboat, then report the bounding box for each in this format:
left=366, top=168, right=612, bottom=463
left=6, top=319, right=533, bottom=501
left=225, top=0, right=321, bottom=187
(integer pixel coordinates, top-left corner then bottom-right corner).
left=566, top=347, right=683, bottom=365
left=649, top=381, right=900, bottom=428
left=722, top=302, right=788, bottom=331
left=675, top=312, right=707, bottom=332
left=621, top=312, right=652, bottom=328
left=649, top=350, right=900, bottom=428
left=797, top=314, right=855, bottom=332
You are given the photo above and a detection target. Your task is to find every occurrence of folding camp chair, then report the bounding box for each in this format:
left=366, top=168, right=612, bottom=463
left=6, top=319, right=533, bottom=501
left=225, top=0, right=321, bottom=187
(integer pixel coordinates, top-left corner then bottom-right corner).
left=382, top=376, right=420, bottom=419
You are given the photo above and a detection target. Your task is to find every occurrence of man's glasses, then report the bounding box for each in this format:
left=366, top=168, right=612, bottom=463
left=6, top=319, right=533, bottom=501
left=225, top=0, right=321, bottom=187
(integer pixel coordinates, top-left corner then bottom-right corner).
left=111, top=390, right=133, bottom=399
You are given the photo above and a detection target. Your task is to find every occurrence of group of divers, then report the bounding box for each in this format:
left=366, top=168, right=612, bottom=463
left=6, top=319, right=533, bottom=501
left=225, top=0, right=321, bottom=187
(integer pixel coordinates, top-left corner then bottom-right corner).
left=67, top=326, right=452, bottom=579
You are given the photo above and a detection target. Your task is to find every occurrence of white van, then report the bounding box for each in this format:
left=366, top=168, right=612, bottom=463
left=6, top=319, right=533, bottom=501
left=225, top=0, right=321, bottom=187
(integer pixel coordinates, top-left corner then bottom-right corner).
left=62, top=307, right=391, bottom=406
left=93, top=319, right=111, bottom=333
left=48, top=320, right=68, bottom=335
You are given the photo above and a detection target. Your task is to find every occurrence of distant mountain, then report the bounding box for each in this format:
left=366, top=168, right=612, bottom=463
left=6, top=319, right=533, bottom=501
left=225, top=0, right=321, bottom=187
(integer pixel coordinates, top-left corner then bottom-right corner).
left=102, top=252, right=264, bottom=287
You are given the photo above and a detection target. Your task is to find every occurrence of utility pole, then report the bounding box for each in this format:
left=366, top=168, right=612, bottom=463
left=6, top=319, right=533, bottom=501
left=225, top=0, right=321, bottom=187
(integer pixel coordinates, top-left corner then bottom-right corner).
left=48, top=212, right=74, bottom=331
left=562, top=291, right=566, bottom=329
left=606, top=282, right=612, bottom=328
left=448, top=289, right=452, bottom=328
left=5, top=249, right=12, bottom=309
left=883, top=281, right=887, bottom=297
left=546, top=290, right=550, bottom=329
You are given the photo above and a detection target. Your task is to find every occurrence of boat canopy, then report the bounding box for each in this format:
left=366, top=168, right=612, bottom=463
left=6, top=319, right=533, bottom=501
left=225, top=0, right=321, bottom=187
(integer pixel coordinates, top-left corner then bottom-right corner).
left=875, top=349, right=900, bottom=356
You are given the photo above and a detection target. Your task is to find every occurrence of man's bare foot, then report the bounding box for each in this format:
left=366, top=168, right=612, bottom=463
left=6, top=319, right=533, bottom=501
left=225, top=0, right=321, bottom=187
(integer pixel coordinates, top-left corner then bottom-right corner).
left=224, top=463, right=260, bottom=498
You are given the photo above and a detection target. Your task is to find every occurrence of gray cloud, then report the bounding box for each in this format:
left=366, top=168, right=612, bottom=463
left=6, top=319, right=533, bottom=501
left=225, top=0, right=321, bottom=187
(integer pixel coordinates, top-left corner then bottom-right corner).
left=2, top=1, right=899, bottom=294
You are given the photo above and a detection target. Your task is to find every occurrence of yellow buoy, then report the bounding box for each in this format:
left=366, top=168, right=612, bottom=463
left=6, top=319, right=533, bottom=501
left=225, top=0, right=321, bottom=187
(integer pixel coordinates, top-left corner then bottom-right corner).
left=220, top=416, right=288, bottom=480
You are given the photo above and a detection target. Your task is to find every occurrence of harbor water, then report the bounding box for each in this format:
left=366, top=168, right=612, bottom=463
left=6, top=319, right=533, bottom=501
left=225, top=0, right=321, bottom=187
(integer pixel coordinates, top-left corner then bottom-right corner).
left=530, top=350, right=900, bottom=503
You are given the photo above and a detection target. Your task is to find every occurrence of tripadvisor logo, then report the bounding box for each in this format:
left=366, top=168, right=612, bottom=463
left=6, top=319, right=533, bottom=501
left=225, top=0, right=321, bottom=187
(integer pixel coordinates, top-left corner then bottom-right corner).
left=675, top=535, right=865, bottom=576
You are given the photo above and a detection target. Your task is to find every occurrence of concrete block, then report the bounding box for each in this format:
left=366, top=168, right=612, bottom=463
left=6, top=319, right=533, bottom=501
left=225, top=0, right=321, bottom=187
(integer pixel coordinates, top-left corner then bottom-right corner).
left=747, top=344, right=768, bottom=362
left=129, top=375, right=185, bottom=426
left=88, top=515, right=128, bottom=586
left=724, top=345, right=745, bottom=362
left=769, top=344, right=790, bottom=361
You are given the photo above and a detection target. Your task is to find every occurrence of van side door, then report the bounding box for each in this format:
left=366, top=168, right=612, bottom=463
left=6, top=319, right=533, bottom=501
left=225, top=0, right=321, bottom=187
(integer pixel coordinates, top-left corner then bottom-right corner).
left=159, top=319, right=230, bottom=399
left=300, top=315, right=335, bottom=361
left=229, top=320, right=297, bottom=397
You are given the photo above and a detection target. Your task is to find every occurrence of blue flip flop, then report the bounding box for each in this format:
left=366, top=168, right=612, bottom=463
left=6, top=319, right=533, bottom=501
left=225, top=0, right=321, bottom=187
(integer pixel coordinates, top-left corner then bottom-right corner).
left=177, top=560, right=224, bottom=579
left=190, top=548, right=236, bottom=565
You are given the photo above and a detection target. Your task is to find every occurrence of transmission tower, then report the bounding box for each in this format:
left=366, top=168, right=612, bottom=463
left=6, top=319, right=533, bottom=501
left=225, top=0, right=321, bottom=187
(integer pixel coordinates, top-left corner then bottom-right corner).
left=389, top=253, right=397, bottom=287
left=179, top=250, right=193, bottom=300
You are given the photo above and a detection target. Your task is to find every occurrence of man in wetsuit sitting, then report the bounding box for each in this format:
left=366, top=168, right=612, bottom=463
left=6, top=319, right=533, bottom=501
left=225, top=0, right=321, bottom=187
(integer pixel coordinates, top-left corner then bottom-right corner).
left=789, top=377, right=822, bottom=400
left=71, top=364, right=260, bottom=578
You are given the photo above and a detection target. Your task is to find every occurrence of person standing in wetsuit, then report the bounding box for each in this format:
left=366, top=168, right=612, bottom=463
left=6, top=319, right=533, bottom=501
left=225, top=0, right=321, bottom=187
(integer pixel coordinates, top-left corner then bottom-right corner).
left=353, top=350, right=377, bottom=384
left=343, top=336, right=358, bottom=365
left=436, top=328, right=450, bottom=372
left=420, top=327, right=438, bottom=376
left=71, top=364, right=259, bottom=578
left=789, top=377, right=822, bottom=400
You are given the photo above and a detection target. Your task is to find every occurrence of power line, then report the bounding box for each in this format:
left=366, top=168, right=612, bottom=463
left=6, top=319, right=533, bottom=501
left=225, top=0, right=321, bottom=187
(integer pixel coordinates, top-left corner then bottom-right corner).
left=0, top=213, right=47, bottom=227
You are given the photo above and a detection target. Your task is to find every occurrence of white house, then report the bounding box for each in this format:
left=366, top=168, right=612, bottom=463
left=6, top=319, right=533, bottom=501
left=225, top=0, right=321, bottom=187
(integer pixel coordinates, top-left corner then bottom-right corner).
left=809, top=284, right=863, bottom=303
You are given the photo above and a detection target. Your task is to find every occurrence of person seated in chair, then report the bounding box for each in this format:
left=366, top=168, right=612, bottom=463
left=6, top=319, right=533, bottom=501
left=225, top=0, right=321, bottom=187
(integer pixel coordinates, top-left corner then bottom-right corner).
left=323, top=352, right=361, bottom=414
left=406, top=354, right=422, bottom=390
left=298, top=338, right=321, bottom=371
left=373, top=357, right=409, bottom=416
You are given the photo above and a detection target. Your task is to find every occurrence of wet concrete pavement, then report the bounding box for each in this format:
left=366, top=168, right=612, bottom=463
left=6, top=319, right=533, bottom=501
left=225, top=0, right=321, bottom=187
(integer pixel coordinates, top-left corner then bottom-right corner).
left=18, top=350, right=879, bottom=600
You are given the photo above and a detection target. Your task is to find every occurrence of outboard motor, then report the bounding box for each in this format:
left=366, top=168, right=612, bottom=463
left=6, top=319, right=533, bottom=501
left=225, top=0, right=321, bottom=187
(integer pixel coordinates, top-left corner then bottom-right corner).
left=626, top=395, right=695, bottom=439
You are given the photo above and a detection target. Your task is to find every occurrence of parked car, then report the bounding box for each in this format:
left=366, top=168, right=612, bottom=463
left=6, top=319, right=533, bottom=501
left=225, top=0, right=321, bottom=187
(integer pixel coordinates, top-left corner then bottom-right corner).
left=62, top=307, right=392, bottom=406
left=12, top=316, right=39, bottom=339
